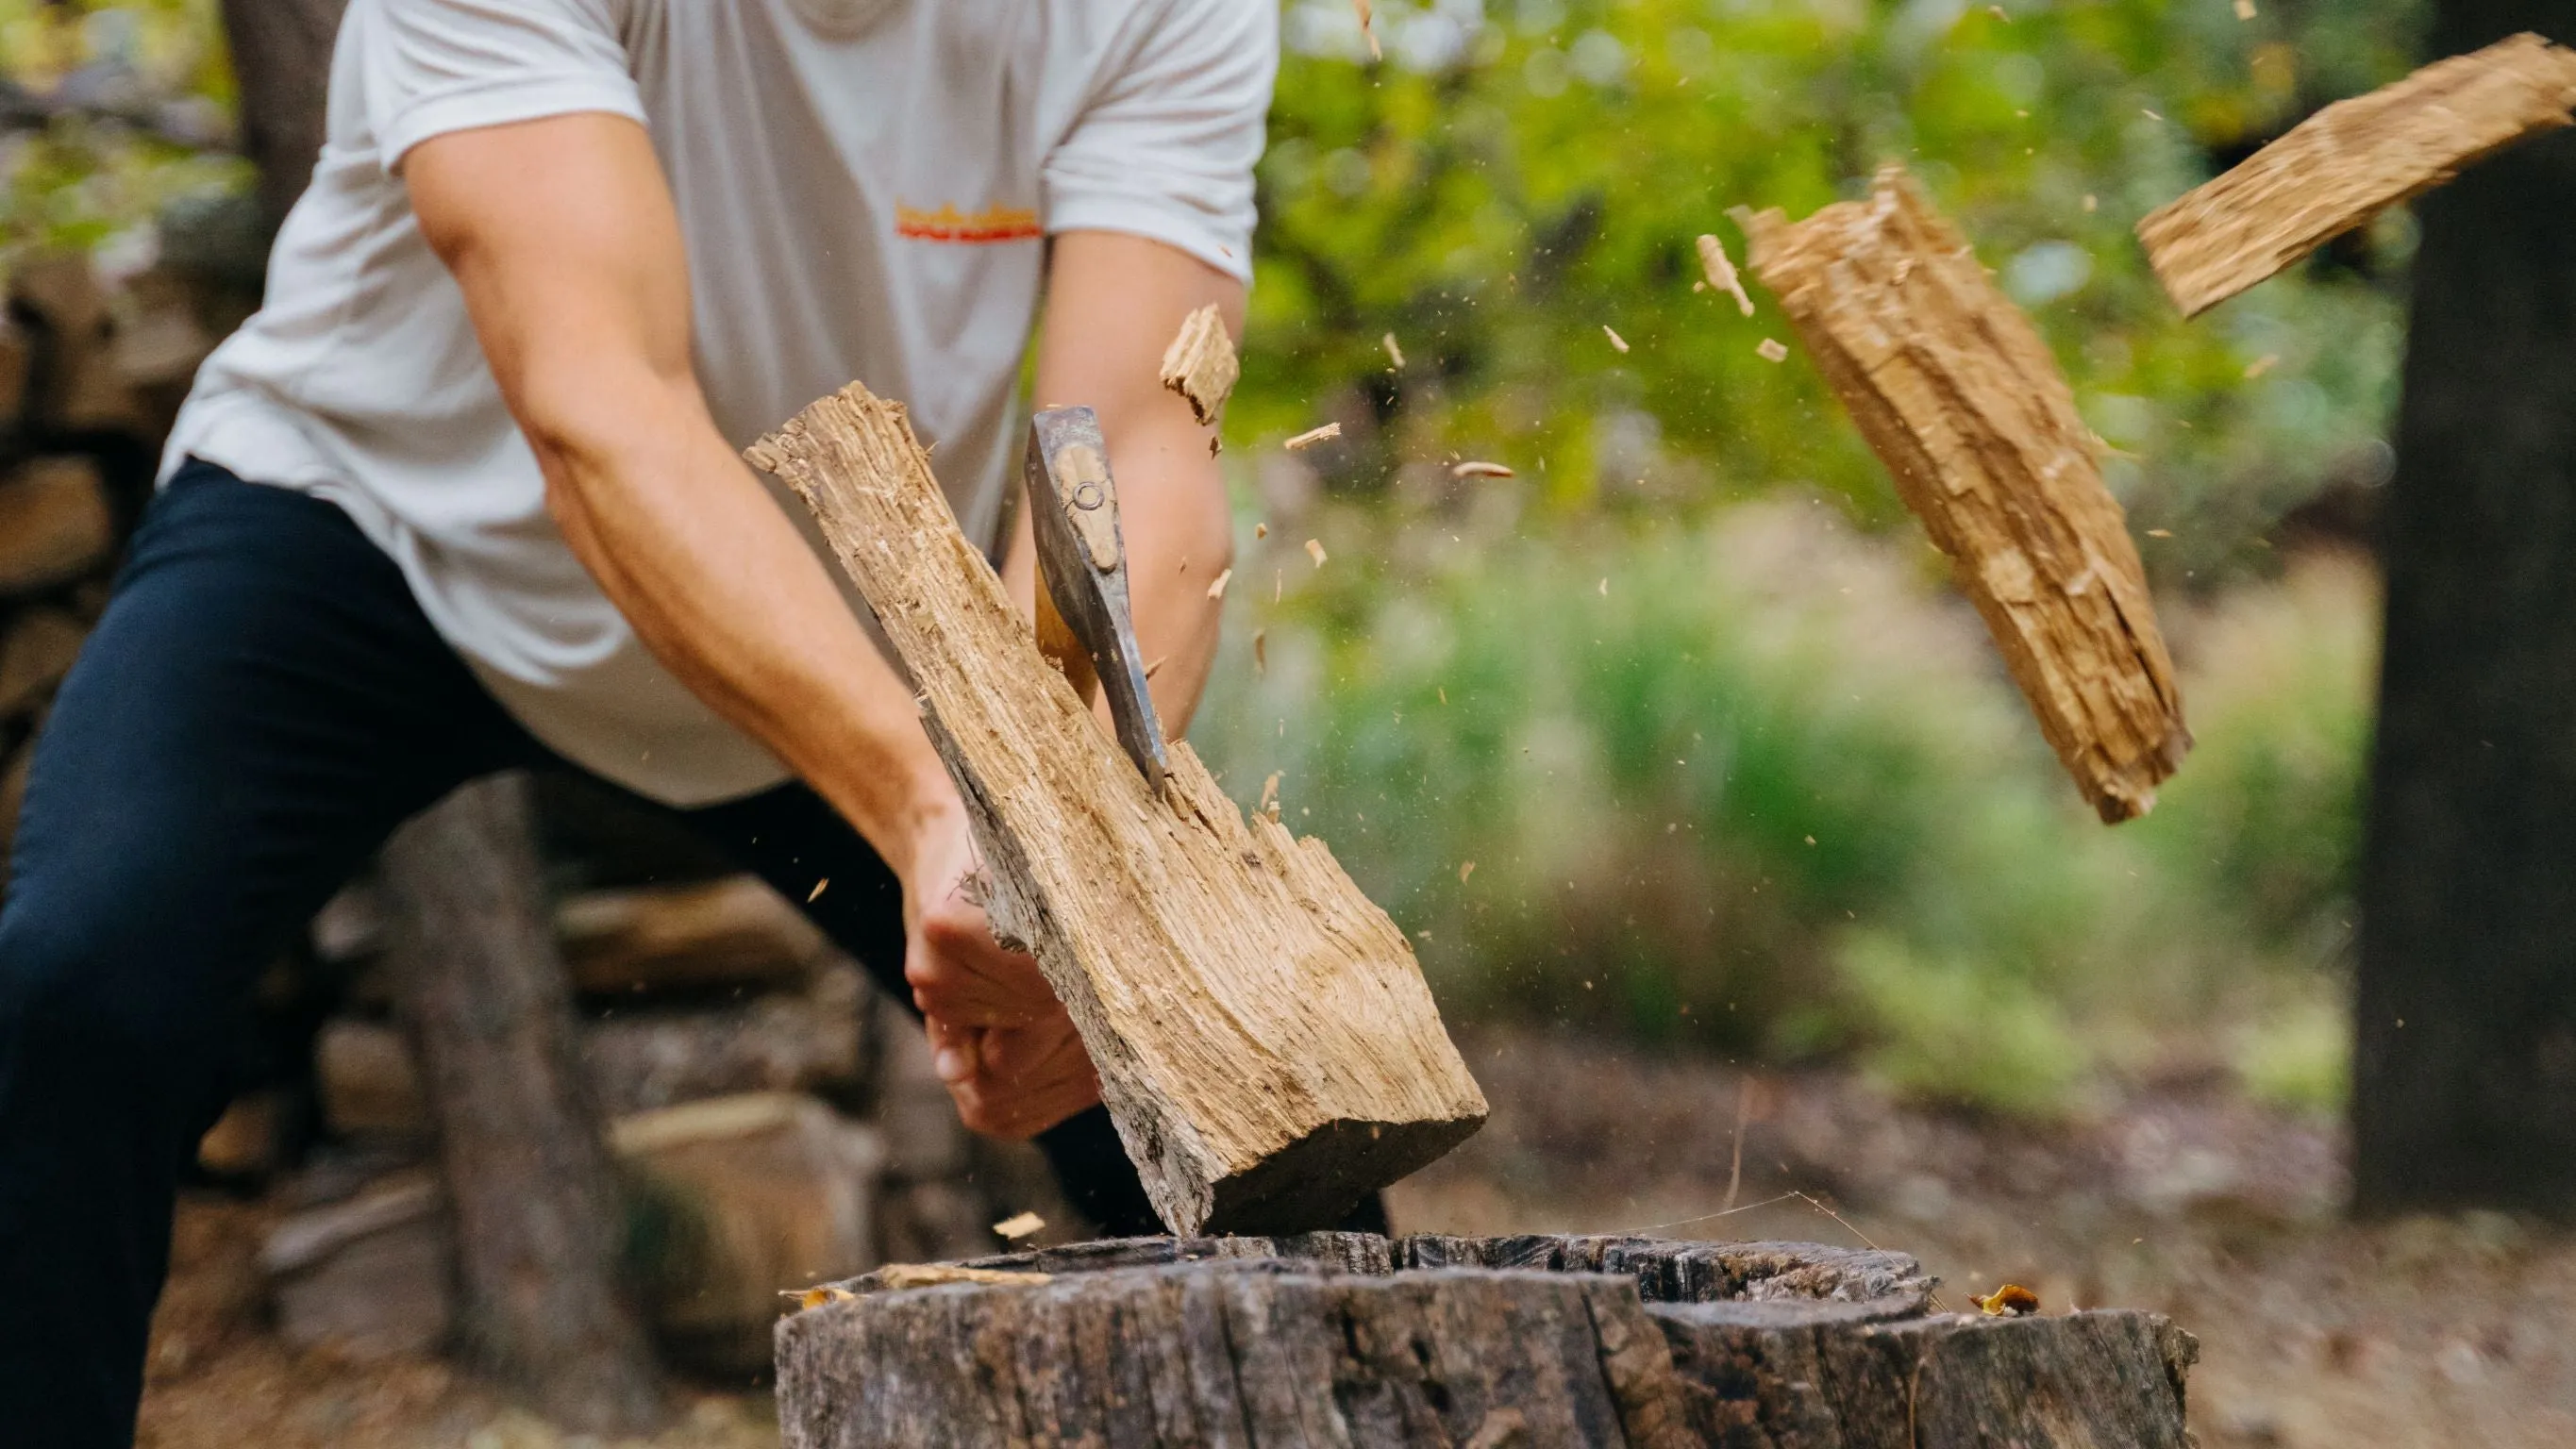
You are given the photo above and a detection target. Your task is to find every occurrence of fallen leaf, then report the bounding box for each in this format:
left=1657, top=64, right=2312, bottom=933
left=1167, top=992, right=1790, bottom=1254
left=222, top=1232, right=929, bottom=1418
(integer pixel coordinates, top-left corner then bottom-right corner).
left=1383, top=331, right=1406, bottom=369
left=1970, top=1284, right=2040, bottom=1317
left=1696, top=233, right=1757, bottom=316
left=1284, top=423, right=1342, bottom=451
left=1603, top=324, right=1630, bottom=354
left=1757, top=338, right=1789, bottom=362
left=1208, top=567, right=1233, bottom=600
left=1306, top=539, right=1328, bottom=568
left=992, top=1211, right=1046, bottom=1241
left=1451, top=460, right=1514, bottom=479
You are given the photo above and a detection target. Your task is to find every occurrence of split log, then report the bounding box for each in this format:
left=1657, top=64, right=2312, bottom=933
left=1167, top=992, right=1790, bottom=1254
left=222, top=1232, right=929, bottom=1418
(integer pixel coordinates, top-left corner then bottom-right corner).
left=0, top=606, right=86, bottom=716
left=1158, top=302, right=1240, bottom=425
left=0, top=458, right=114, bottom=597
left=775, top=1232, right=2194, bottom=1448
left=559, top=874, right=829, bottom=996
left=381, top=773, right=668, bottom=1433
left=316, top=963, right=867, bottom=1137
left=2139, top=33, right=2576, bottom=318
left=1740, top=169, right=2190, bottom=823
left=747, top=385, right=1486, bottom=1234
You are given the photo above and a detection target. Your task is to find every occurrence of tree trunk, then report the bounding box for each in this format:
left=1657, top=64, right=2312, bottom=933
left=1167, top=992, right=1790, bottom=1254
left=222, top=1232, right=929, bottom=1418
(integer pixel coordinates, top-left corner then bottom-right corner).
left=381, top=774, right=668, bottom=1434
left=216, top=0, right=350, bottom=226
left=778, top=1233, right=2195, bottom=1448
left=2353, top=0, right=2576, bottom=1216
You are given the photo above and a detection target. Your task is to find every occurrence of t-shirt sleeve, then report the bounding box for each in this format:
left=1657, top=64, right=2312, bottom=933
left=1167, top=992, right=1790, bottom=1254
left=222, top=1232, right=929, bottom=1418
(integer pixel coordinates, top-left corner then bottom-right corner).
left=360, top=0, right=645, bottom=170
left=1042, top=0, right=1279, bottom=284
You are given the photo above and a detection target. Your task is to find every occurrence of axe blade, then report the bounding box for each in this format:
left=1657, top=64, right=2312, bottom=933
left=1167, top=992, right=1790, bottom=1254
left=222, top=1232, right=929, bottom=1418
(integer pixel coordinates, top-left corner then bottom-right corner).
left=1025, top=406, right=1169, bottom=794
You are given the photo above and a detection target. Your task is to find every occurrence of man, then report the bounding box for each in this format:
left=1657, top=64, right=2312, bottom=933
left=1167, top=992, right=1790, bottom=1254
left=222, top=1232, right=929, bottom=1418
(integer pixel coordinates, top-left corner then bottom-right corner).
left=0, top=0, right=1280, bottom=1439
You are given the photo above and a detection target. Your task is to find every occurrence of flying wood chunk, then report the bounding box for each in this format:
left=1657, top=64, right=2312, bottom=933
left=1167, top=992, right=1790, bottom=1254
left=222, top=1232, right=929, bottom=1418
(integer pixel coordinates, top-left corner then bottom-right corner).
left=2139, top=33, right=2576, bottom=317
left=746, top=384, right=1487, bottom=1234
left=1741, top=168, right=2190, bottom=823
left=1157, top=303, right=1239, bottom=426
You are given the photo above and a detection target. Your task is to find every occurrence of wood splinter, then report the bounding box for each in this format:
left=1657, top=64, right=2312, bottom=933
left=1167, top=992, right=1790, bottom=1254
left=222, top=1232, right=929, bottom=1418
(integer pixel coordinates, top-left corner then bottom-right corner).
left=1740, top=167, right=2191, bottom=823
left=748, top=384, right=1487, bottom=1234
left=1157, top=303, right=1240, bottom=426
left=2139, top=33, right=2576, bottom=317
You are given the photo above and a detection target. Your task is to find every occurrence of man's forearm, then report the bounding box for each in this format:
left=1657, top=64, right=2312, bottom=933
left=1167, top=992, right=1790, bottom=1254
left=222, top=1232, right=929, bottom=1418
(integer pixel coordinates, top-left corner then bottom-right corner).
left=529, top=371, right=958, bottom=882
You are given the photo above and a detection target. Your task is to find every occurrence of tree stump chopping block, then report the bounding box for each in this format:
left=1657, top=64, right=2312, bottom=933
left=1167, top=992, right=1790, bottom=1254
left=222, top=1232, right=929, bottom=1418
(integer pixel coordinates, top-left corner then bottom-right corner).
left=747, top=385, right=1487, bottom=1235
left=774, top=1233, right=2196, bottom=1447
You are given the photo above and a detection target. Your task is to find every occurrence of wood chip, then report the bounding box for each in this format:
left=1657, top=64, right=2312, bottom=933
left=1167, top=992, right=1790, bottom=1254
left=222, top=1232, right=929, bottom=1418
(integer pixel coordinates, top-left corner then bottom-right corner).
left=1756, top=338, right=1789, bottom=363
left=875, top=1263, right=1054, bottom=1291
left=2234, top=0, right=2255, bottom=17
left=1258, top=772, right=1281, bottom=818
left=1970, top=1284, right=2041, bottom=1317
left=1696, top=233, right=1757, bottom=316
left=806, top=877, right=828, bottom=903
left=1284, top=423, right=1342, bottom=451
left=991, top=1211, right=1046, bottom=1241
left=1208, top=567, right=1233, bottom=600
left=1158, top=303, right=1240, bottom=425
left=1252, top=628, right=1266, bottom=675
left=1603, top=325, right=1630, bottom=354
left=2244, top=354, right=2280, bottom=378
left=1741, top=167, right=2192, bottom=823
left=1382, top=332, right=1406, bottom=369
left=784, top=1285, right=859, bottom=1310
left=2138, top=34, right=2576, bottom=316
left=1354, top=0, right=1380, bottom=60
left=1459, top=861, right=1476, bottom=884
left=1449, top=460, right=1514, bottom=479
left=1305, top=539, right=1328, bottom=568
left=1255, top=522, right=1268, bottom=539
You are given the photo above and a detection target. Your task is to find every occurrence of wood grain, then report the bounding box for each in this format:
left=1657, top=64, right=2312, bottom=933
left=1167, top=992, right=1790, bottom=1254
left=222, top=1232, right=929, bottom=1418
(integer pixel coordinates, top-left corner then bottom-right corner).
left=747, top=384, right=1486, bottom=1234
left=2140, top=33, right=2576, bottom=318
left=776, top=1232, right=2193, bottom=1448
left=1158, top=302, right=1240, bottom=425
left=1741, top=168, right=2190, bottom=823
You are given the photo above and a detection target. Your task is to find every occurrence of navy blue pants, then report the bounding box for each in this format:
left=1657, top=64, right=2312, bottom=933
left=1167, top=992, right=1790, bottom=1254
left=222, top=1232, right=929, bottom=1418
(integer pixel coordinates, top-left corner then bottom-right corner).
left=0, top=462, right=1163, bottom=1445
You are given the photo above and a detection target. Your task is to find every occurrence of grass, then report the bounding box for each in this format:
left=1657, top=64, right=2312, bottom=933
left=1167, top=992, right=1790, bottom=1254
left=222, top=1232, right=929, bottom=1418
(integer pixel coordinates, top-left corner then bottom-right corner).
left=1196, top=497, right=2376, bottom=1117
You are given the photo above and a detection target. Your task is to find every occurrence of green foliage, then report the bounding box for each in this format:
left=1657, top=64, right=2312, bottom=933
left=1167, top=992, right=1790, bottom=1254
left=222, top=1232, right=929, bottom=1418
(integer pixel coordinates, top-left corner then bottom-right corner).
left=1, top=0, right=245, bottom=276
left=1248, top=0, right=2421, bottom=579
left=1199, top=504, right=2377, bottom=1114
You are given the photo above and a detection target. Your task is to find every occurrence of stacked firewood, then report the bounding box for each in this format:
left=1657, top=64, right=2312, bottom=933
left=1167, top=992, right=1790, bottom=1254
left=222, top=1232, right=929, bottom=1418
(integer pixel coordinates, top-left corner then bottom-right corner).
left=0, top=255, right=213, bottom=873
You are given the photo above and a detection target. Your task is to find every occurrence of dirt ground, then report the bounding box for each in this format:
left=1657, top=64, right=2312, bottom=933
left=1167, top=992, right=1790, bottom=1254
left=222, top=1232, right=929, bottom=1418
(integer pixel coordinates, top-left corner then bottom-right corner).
left=142, top=1026, right=2576, bottom=1447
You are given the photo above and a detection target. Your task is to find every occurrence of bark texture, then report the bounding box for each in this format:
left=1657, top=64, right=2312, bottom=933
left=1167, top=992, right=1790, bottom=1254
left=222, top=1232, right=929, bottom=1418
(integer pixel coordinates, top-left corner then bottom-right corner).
left=776, top=1233, right=2192, bottom=1448
left=747, top=386, right=1487, bottom=1235
left=1740, top=169, right=2190, bottom=823
left=2354, top=0, right=2576, bottom=1217
left=2139, top=33, right=2576, bottom=318
left=216, top=0, right=351, bottom=225
left=381, top=774, right=668, bottom=1433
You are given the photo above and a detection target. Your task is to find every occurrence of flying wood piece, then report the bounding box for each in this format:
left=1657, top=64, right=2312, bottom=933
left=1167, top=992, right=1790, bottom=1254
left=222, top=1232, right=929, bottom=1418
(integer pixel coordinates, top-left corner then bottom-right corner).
left=1741, top=168, right=2191, bottom=823
left=1157, top=302, right=1239, bottom=425
left=747, top=384, right=1487, bottom=1233
left=2139, top=33, right=2576, bottom=317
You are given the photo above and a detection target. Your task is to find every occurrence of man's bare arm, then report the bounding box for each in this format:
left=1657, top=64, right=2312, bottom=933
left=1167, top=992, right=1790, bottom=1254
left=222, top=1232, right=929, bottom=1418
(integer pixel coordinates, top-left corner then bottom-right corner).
left=404, top=114, right=958, bottom=889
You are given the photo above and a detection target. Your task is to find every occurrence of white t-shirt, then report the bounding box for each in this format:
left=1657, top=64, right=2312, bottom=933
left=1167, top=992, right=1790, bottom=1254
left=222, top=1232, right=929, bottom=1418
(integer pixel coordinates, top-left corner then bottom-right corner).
left=160, top=0, right=1274, bottom=805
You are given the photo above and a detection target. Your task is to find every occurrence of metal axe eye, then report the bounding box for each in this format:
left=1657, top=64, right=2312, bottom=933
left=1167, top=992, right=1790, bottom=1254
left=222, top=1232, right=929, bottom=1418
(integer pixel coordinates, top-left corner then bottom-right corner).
left=1074, top=482, right=1105, bottom=510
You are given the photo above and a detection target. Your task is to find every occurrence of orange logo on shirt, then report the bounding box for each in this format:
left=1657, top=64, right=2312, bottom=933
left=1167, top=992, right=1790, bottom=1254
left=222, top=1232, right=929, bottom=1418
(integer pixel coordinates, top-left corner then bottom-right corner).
left=895, top=202, right=1043, bottom=244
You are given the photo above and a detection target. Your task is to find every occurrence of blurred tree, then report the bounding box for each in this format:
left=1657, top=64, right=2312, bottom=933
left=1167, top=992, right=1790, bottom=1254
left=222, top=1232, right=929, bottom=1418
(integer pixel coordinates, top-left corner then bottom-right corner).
left=215, top=0, right=341, bottom=225
left=2352, top=0, right=2576, bottom=1216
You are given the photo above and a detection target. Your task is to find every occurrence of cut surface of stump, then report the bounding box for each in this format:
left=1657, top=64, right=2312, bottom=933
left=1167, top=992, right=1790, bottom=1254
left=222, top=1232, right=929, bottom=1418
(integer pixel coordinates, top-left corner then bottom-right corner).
left=2139, top=33, right=2576, bottom=318
left=1740, top=168, right=2190, bottom=823
left=775, top=1232, right=2195, bottom=1448
left=747, top=386, right=1486, bottom=1235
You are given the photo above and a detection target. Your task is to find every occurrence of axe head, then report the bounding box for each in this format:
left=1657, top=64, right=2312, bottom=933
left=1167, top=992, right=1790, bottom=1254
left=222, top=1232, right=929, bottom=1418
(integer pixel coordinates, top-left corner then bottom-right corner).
left=1025, top=406, right=1169, bottom=794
